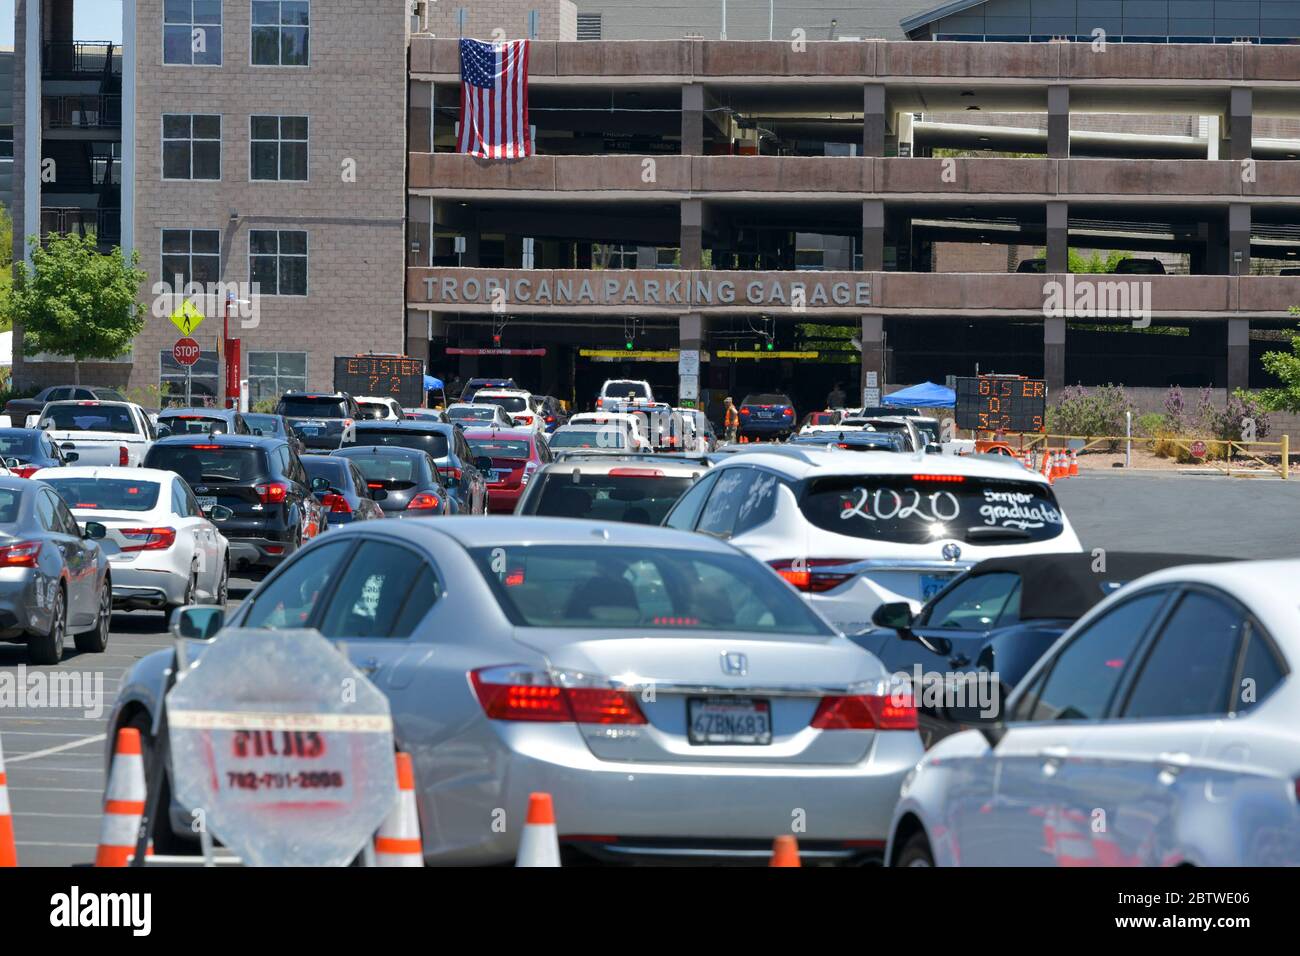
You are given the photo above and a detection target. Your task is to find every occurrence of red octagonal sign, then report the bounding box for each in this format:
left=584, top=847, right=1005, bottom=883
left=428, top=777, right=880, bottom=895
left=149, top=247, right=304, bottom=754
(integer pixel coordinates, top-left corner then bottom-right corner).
left=174, top=337, right=201, bottom=367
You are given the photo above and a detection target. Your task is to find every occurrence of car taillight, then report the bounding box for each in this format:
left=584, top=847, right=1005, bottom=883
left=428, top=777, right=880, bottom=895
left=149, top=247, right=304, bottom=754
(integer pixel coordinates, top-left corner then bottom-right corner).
left=120, top=527, right=177, bottom=552
left=811, top=693, right=917, bottom=730
left=740, top=407, right=751, bottom=416
left=9, top=465, right=37, bottom=479
left=321, top=493, right=352, bottom=514
left=545, top=415, right=555, bottom=424
left=783, top=408, right=794, bottom=417
left=911, top=474, right=965, bottom=483
left=0, top=541, right=41, bottom=567
left=256, top=482, right=289, bottom=504
left=408, top=492, right=441, bottom=511
left=516, top=414, right=533, bottom=425
left=439, top=466, right=462, bottom=482
left=469, top=666, right=647, bottom=725
left=608, top=467, right=664, bottom=477
left=119, top=445, right=129, bottom=466
left=520, top=463, right=537, bottom=486
left=768, top=559, right=858, bottom=593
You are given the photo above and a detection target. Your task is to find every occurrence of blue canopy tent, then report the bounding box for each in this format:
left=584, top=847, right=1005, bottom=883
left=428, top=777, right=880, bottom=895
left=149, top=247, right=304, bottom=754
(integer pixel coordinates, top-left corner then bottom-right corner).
left=883, top=381, right=955, bottom=408
left=424, top=375, right=447, bottom=409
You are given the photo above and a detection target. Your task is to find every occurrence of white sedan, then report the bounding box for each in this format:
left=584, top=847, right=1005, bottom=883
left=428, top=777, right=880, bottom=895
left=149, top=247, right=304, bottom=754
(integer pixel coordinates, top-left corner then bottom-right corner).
left=34, top=466, right=230, bottom=616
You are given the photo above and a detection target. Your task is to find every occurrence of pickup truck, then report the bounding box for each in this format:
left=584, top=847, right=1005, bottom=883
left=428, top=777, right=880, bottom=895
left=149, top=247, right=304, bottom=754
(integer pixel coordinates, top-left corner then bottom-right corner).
left=37, top=400, right=156, bottom=467
left=4, top=385, right=128, bottom=424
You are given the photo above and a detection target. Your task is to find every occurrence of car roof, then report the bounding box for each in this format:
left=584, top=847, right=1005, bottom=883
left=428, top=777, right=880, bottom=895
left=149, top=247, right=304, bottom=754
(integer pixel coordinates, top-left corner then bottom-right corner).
left=537, top=456, right=705, bottom=477
left=34, top=465, right=178, bottom=484
left=711, top=445, right=1049, bottom=484
left=335, top=444, right=430, bottom=458
left=354, top=419, right=452, bottom=433
left=459, top=427, right=535, bottom=439
left=42, top=399, right=134, bottom=408
left=152, top=434, right=278, bottom=448
left=386, top=515, right=735, bottom=553
left=160, top=407, right=233, bottom=416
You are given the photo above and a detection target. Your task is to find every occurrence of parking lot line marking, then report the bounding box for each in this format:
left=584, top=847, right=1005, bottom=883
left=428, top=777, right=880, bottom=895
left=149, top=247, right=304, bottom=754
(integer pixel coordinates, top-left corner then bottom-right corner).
left=0, top=731, right=109, bottom=737
left=5, top=732, right=107, bottom=763
left=7, top=786, right=102, bottom=793
left=15, top=841, right=98, bottom=848
left=12, top=812, right=102, bottom=819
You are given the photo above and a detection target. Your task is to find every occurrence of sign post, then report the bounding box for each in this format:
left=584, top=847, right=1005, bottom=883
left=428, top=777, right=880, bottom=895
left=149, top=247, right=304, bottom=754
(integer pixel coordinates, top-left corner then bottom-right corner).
left=173, top=338, right=200, bottom=406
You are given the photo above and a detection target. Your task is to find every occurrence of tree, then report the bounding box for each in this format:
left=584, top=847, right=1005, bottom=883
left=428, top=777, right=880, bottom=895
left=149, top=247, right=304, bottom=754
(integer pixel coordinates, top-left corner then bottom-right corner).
left=9, top=233, right=147, bottom=384
left=1258, top=307, right=1300, bottom=412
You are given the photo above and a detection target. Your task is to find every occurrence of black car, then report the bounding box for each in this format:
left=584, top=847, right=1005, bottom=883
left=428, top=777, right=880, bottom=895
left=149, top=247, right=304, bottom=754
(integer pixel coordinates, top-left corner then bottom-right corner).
left=243, top=412, right=306, bottom=455
left=0, top=427, right=71, bottom=477
left=3, top=385, right=127, bottom=424
left=339, top=421, right=488, bottom=514
left=459, top=377, right=517, bottom=402
left=332, top=446, right=451, bottom=517
left=853, top=551, right=1236, bottom=748
left=274, top=390, right=362, bottom=450
left=144, top=435, right=315, bottom=570
left=301, top=454, right=385, bottom=525
left=529, top=394, right=568, bottom=432
left=157, top=407, right=251, bottom=438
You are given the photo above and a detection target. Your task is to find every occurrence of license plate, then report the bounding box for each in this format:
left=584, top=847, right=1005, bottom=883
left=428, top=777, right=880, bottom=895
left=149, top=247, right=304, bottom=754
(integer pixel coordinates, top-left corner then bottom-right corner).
left=196, top=495, right=218, bottom=512
left=921, top=574, right=956, bottom=600
left=300, top=426, right=320, bottom=436
left=491, top=470, right=509, bottom=482
left=688, top=697, right=772, bottom=746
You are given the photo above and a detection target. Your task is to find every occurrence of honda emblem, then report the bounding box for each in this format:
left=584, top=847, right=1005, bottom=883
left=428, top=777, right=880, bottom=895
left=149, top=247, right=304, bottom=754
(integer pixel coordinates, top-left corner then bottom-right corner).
left=721, top=651, right=748, bottom=676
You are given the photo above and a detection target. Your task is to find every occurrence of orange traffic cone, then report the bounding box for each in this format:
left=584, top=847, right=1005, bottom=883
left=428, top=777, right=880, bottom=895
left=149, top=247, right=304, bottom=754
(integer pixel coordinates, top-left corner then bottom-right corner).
left=1040, top=448, right=1052, bottom=481
left=374, top=753, right=423, bottom=867
left=0, top=734, right=16, bottom=867
left=1069, top=450, right=1079, bottom=477
left=95, top=727, right=147, bottom=867
left=516, top=792, right=561, bottom=867
left=770, top=834, right=801, bottom=867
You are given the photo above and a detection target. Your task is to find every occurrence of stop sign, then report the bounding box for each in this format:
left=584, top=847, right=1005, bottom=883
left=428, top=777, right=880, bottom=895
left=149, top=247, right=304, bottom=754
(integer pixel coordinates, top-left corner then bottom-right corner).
left=173, top=337, right=201, bottom=367
left=1190, top=440, right=1208, bottom=459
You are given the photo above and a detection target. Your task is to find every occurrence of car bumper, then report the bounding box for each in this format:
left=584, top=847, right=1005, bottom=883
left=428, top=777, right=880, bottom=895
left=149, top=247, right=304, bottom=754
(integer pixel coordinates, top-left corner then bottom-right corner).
left=740, top=420, right=794, bottom=435
left=226, top=536, right=297, bottom=568
left=109, top=566, right=191, bottom=609
left=417, top=723, right=921, bottom=865
left=0, top=572, right=48, bottom=641
left=486, top=486, right=523, bottom=513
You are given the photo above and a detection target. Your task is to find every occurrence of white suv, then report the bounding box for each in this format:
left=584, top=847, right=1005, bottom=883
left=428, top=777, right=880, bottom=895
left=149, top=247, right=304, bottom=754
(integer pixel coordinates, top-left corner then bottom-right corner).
left=596, top=379, right=655, bottom=410
left=472, top=389, right=540, bottom=431
left=663, top=446, right=1083, bottom=634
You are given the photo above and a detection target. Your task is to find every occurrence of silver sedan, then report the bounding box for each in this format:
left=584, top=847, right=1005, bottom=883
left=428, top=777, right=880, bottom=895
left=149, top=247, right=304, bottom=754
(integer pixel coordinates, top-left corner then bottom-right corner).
left=110, top=517, right=923, bottom=864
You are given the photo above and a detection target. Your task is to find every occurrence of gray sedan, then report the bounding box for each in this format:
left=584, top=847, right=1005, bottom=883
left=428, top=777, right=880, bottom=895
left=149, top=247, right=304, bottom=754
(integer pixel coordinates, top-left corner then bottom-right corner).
left=110, top=517, right=922, bottom=863
left=0, top=476, right=113, bottom=663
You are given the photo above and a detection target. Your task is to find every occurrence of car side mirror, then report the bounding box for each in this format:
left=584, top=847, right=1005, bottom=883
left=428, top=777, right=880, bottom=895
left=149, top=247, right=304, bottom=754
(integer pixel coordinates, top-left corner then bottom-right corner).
left=370, top=487, right=388, bottom=501
left=253, top=428, right=264, bottom=436
left=64, top=452, right=80, bottom=463
left=871, top=601, right=914, bottom=631
left=474, top=456, right=493, bottom=472
left=311, top=476, right=331, bottom=492
left=82, top=520, right=107, bottom=540
left=156, top=424, right=172, bottom=439
left=208, top=505, right=234, bottom=521
left=170, top=605, right=224, bottom=641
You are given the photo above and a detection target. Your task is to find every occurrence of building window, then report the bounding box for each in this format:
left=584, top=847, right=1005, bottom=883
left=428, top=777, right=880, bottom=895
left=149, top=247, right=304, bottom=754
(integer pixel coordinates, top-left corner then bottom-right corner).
left=0, top=126, right=13, bottom=158
left=161, top=229, right=221, bottom=286
left=577, top=14, right=602, bottom=40
left=159, top=349, right=220, bottom=405
left=250, top=230, right=308, bottom=296
left=248, top=351, right=307, bottom=404
left=252, top=1, right=310, bottom=66
left=164, top=0, right=223, bottom=66
left=250, top=115, right=308, bottom=181
left=162, top=114, right=221, bottom=180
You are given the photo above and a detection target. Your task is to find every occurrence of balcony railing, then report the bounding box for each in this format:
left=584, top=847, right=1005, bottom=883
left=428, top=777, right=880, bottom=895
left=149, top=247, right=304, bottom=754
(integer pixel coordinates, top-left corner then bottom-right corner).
left=40, top=207, right=122, bottom=248
left=42, top=42, right=123, bottom=79
left=43, top=95, right=123, bottom=131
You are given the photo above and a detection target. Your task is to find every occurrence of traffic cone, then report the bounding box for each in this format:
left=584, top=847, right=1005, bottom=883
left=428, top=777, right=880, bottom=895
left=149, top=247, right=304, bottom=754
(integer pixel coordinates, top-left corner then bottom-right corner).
left=0, top=735, right=16, bottom=867
left=770, top=834, right=801, bottom=867
left=95, top=727, right=147, bottom=867
left=516, top=792, right=561, bottom=867
left=374, top=753, right=423, bottom=867
left=1069, top=450, right=1079, bottom=477
left=1040, top=448, right=1053, bottom=480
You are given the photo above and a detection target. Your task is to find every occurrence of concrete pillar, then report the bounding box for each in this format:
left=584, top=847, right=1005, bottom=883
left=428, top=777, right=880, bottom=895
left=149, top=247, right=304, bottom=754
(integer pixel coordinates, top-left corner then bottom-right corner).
left=1229, top=87, right=1253, bottom=162
left=1046, top=201, right=1068, bottom=274
left=860, top=315, right=886, bottom=406
left=1228, top=202, right=1251, bottom=275
left=1227, top=318, right=1250, bottom=392
left=1202, top=115, right=1221, bottom=160
left=1044, top=316, right=1066, bottom=393
left=1047, top=85, right=1070, bottom=158
left=682, top=84, right=704, bottom=156
left=681, top=199, right=703, bottom=270
left=406, top=309, right=431, bottom=364
left=861, top=200, right=884, bottom=271
left=679, top=313, right=707, bottom=407
left=863, top=84, right=886, bottom=158
left=895, top=111, right=914, bottom=157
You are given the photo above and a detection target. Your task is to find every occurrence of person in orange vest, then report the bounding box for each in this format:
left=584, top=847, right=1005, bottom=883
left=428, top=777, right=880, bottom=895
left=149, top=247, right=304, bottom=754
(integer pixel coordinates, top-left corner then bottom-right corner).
left=723, top=397, right=740, bottom=444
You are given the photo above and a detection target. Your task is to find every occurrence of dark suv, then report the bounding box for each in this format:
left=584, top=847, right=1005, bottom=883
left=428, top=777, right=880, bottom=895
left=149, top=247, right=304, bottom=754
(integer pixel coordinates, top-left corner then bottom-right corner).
left=339, top=420, right=488, bottom=514
left=274, top=391, right=361, bottom=451
left=145, top=434, right=315, bottom=570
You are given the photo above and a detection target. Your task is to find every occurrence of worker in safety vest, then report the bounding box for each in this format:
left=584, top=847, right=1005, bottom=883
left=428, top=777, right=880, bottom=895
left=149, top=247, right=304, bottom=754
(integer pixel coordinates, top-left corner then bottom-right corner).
left=723, top=397, right=740, bottom=444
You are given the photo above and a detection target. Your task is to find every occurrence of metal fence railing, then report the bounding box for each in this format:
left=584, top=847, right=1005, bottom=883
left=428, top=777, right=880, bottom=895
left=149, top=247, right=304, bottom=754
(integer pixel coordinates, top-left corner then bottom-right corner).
left=42, top=42, right=122, bottom=78
left=1010, top=432, right=1291, bottom=479
left=43, top=95, right=123, bottom=130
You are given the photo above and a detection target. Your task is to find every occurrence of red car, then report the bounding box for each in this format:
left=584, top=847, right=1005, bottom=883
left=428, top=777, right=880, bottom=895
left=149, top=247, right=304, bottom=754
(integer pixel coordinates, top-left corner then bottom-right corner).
left=461, top=427, right=549, bottom=514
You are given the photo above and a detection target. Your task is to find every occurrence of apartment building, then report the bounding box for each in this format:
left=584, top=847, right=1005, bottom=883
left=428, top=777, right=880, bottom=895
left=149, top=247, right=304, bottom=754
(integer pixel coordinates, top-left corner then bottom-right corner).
left=11, top=0, right=409, bottom=401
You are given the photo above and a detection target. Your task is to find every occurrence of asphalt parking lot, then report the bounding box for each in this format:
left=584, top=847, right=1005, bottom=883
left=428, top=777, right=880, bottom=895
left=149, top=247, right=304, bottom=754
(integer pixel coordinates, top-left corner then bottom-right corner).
left=3, top=471, right=1299, bottom=866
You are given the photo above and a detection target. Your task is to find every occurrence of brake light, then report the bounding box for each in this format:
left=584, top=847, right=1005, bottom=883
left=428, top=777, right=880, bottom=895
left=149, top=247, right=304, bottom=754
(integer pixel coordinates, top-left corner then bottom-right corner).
left=811, top=693, right=917, bottom=730
left=0, top=541, right=41, bottom=567
left=9, top=465, right=37, bottom=479
left=256, top=482, right=289, bottom=504
left=783, top=408, right=794, bottom=417
left=516, top=414, right=533, bottom=424
left=608, top=467, right=664, bottom=478
left=911, top=474, right=965, bottom=483
left=439, top=466, right=462, bottom=482
left=740, top=407, right=751, bottom=416
left=545, top=415, right=556, bottom=423
left=768, top=559, right=857, bottom=593
left=120, top=527, right=177, bottom=552
left=191, top=444, right=221, bottom=450
left=119, top=445, right=129, bottom=466
left=408, top=492, right=442, bottom=511
left=469, top=667, right=647, bottom=725
left=321, top=493, right=352, bottom=514
left=78, top=401, right=100, bottom=406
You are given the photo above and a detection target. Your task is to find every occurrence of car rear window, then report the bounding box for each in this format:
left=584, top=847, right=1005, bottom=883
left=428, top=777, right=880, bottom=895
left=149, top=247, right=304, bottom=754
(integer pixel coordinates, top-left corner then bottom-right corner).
left=449, top=406, right=496, bottom=421
left=603, top=381, right=650, bottom=399
left=147, top=445, right=266, bottom=485
left=344, top=454, right=424, bottom=487
left=549, top=429, right=624, bottom=449
left=303, top=458, right=347, bottom=484
left=278, top=396, right=348, bottom=418
left=0, top=490, right=21, bottom=524
left=522, top=471, right=693, bottom=524
left=344, top=429, right=449, bottom=459
left=42, top=404, right=136, bottom=433
left=357, top=403, right=391, bottom=420
left=470, top=545, right=833, bottom=635
left=799, top=475, right=1065, bottom=544
left=742, top=394, right=791, bottom=406
left=0, top=433, right=38, bottom=456
left=466, top=437, right=530, bottom=460
left=475, top=395, right=528, bottom=413
left=160, top=415, right=227, bottom=435
left=43, top=478, right=161, bottom=512
left=243, top=414, right=283, bottom=435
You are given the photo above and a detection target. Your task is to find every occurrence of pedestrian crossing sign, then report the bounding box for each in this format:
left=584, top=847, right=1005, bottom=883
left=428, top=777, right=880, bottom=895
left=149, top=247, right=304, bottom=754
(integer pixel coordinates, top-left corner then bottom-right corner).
left=170, top=300, right=205, bottom=336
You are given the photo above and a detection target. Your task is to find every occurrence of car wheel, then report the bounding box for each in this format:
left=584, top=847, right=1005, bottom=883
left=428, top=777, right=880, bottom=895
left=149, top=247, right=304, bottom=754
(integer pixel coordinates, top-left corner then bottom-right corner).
left=214, top=561, right=229, bottom=606
left=28, top=585, right=66, bottom=665
left=165, top=569, right=197, bottom=619
left=897, top=832, right=935, bottom=867
left=74, top=578, right=111, bottom=654
left=127, top=713, right=198, bottom=856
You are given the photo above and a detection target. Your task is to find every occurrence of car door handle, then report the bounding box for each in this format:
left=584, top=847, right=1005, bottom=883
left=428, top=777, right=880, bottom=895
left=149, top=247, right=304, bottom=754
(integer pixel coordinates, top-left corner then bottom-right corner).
left=948, top=653, right=970, bottom=668
left=359, top=657, right=380, bottom=675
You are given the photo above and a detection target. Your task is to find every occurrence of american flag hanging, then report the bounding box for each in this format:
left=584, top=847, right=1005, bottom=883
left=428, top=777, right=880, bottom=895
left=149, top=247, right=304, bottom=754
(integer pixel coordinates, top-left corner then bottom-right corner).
left=458, top=38, right=531, bottom=159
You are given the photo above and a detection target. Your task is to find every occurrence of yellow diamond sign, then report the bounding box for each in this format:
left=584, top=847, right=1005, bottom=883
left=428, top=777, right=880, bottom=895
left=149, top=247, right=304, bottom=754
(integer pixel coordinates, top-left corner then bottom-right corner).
left=170, top=300, right=205, bottom=336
